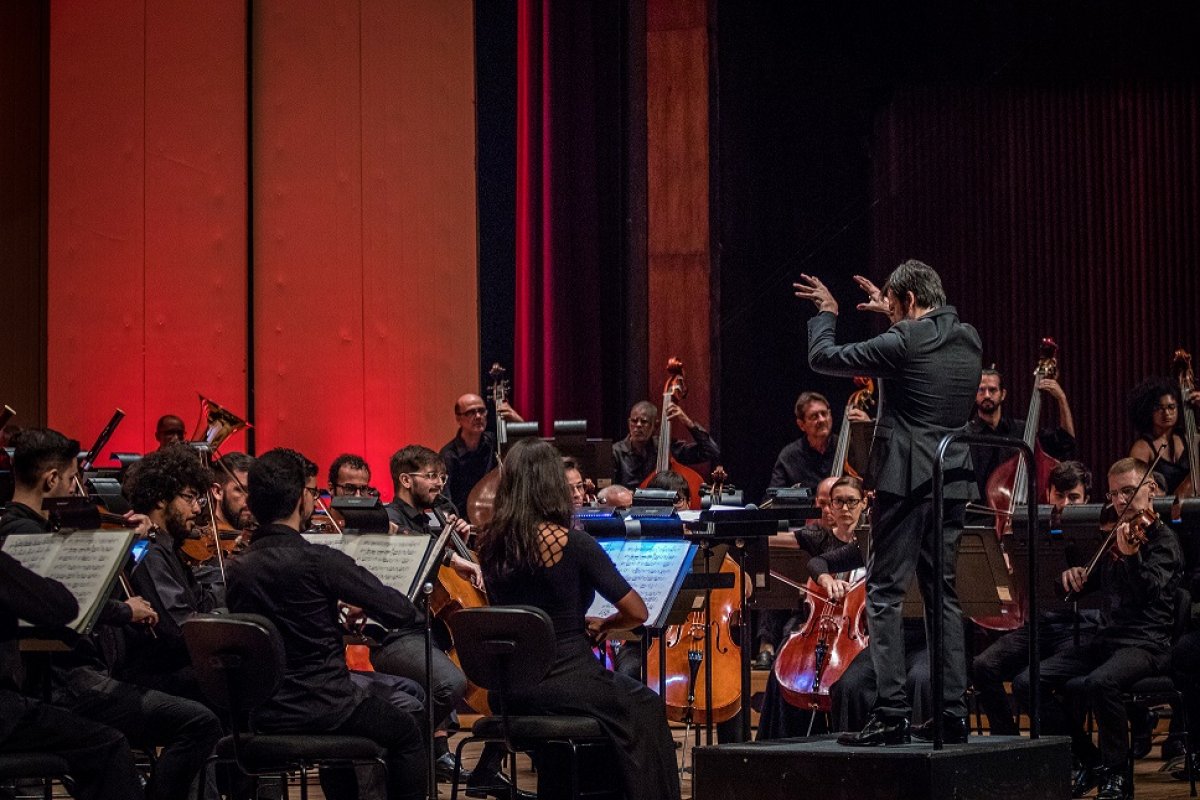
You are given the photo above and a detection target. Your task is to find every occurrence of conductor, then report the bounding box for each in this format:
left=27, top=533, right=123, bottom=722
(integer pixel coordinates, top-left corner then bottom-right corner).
left=794, top=260, right=982, bottom=746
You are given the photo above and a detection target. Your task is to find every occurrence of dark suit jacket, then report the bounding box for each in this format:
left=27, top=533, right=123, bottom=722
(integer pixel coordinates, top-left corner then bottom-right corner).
left=807, top=306, right=982, bottom=500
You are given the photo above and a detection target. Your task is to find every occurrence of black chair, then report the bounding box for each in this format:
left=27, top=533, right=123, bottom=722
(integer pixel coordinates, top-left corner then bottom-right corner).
left=0, top=753, right=71, bottom=800
left=447, top=606, right=619, bottom=800
left=183, top=613, right=387, bottom=800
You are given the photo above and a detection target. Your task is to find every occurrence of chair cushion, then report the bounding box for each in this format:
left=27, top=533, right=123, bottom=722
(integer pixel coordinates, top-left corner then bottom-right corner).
left=0, top=752, right=71, bottom=779
left=472, top=714, right=606, bottom=741
left=215, top=733, right=385, bottom=771
left=1126, top=675, right=1180, bottom=698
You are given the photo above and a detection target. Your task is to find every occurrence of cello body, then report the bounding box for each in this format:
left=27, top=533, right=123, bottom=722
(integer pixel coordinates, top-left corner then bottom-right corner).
left=773, top=576, right=868, bottom=712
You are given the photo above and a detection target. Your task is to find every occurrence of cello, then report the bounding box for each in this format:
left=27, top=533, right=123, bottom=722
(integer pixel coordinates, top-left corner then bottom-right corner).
left=1171, top=349, right=1199, bottom=503
left=773, top=575, right=868, bottom=714
left=639, top=358, right=704, bottom=510
left=977, top=338, right=1061, bottom=631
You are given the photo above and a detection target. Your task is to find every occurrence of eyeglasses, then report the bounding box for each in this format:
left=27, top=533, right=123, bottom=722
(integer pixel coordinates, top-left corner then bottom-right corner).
left=1104, top=485, right=1142, bottom=502
left=176, top=491, right=206, bottom=509
left=457, top=408, right=488, bottom=417
left=628, top=418, right=654, bottom=427
left=333, top=483, right=379, bottom=497
left=303, top=486, right=322, bottom=499
left=830, top=498, right=864, bottom=509
left=1154, top=403, right=1178, bottom=413
left=407, top=471, right=448, bottom=484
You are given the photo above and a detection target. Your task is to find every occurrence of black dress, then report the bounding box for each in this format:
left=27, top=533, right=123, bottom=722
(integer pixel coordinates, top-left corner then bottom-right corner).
left=484, top=525, right=682, bottom=800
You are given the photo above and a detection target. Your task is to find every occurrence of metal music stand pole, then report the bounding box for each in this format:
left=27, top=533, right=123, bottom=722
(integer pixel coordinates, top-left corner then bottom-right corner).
left=422, top=581, right=437, bottom=800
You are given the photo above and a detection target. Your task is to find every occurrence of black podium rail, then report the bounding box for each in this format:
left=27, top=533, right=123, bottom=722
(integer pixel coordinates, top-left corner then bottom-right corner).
left=932, top=432, right=1040, bottom=749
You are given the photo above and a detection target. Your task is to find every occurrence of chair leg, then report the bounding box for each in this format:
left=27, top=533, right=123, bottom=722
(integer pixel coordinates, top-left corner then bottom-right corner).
left=569, top=742, right=581, bottom=800
left=451, top=734, right=477, bottom=800
left=300, top=763, right=308, bottom=800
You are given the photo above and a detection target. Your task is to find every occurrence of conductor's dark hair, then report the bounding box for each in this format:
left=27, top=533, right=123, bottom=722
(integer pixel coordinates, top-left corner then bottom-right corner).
left=123, top=443, right=214, bottom=514
left=1127, top=377, right=1181, bottom=438
left=389, top=445, right=444, bottom=489
left=882, top=259, right=947, bottom=311
left=477, top=438, right=573, bottom=580
left=247, top=448, right=308, bottom=526
left=647, top=470, right=691, bottom=502
left=1049, top=460, right=1092, bottom=496
left=328, top=453, right=370, bottom=486
left=11, top=428, right=80, bottom=487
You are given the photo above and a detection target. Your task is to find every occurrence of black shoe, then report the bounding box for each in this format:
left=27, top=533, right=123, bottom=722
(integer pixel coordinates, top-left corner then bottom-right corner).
left=1163, top=735, right=1188, bottom=761
left=910, top=714, right=969, bottom=744
left=836, top=714, right=911, bottom=747
left=1095, top=770, right=1131, bottom=800
left=1171, top=751, right=1200, bottom=781
left=1071, top=764, right=1102, bottom=798
left=435, top=751, right=472, bottom=784
left=1131, top=707, right=1156, bottom=759
left=465, top=771, right=537, bottom=800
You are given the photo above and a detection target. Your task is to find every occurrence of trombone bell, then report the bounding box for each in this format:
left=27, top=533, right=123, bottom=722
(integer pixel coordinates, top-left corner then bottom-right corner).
left=192, top=395, right=251, bottom=452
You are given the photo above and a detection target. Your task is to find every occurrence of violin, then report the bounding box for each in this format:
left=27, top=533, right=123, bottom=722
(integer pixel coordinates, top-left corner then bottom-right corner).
left=639, top=358, right=704, bottom=510
left=978, top=338, right=1061, bottom=631
left=180, top=520, right=244, bottom=566
left=466, top=363, right=510, bottom=528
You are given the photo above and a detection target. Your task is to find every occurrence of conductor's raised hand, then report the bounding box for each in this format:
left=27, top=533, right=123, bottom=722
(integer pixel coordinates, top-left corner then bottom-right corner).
left=853, top=275, right=891, bottom=316
left=793, top=274, right=838, bottom=314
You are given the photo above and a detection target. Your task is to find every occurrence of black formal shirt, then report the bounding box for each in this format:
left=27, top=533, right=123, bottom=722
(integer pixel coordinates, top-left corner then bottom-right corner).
left=226, top=523, right=425, bottom=730
left=611, top=425, right=721, bottom=487
left=0, top=502, right=46, bottom=536
left=385, top=496, right=434, bottom=534
left=770, top=438, right=835, bottom=490
left=1075, top=519, right=1183, bottom=655
left=794, top=525, right=864, bottom=579
left=440, top=431, right=498, bottom=515
left=966, top=415, right=1077, bottom=497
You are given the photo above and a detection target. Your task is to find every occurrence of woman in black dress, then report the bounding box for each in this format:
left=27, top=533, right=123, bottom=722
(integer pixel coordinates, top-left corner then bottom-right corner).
left=1128, top=377, right=1190, bottom=494
left=476, top=438, right=682, bottom=800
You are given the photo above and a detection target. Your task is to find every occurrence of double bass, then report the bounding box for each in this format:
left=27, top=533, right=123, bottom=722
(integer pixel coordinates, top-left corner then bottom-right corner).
left=466, top=363, right=510, bottom=528
left=830, top=377, right=876, bottom=479
left=978, top=338, right=1062, bottom=631
left=1171, top=349, right=1199, bottom=504
left=639, top=358, right=704, bottom=510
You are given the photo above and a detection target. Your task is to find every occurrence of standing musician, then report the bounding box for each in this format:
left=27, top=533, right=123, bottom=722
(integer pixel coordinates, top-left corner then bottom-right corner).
left=1027, top=458, right=1182, bottom=800
left=329, top=452, right=380, bottom=498
left=966, top=366, right=1077, bottom=496
left=153, top=414, right=187, bottom=450
left=770, top=391, right=871, bottom=490
left=970, top=460, right=1096, bottom=736
left=1, top=431, right=220, bottom=800
left=613, top=399, right=720, bottom=487
left=477, top=437, right=681, bottom=800
left=1127, top=377, right=1198, bottom=495
left=226, top=448, right=427, bottom=800
left=440, top=393, right=524, bottom=515
left=795, top=260, right=982, bottom=746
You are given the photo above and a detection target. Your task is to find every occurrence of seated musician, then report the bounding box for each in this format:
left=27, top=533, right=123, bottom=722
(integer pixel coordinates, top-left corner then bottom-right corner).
left=226, top=448, right=427, bottom=800
left=1022, top=458, right=1182, bottom=800
left=477, top=437, right=681, bottom=800
left=440, top=393, right=523, bottom=515
left=329, top=452, right=380, bottom=498
left=123, top=444, right=225, bottom=699
left=613, top=399, right=720, bottom=487
left=2, top=547, right=144, bottom=800
left=153, top=413, right=187, bottom=450
left=597, top=483, right=634, bottom=510
left=211, top=451, right=256, bottom=531
left=971, top=460, right=1096, bottom=736
left=1127, top=377, right=1194, bottom=495
left=966, top=366, right=1077, bottom=496
left=1, top=430, right=220, bottom=800
left=565, top=457, right=589, bottom=509
left=769, top=391, right=869, bottom=489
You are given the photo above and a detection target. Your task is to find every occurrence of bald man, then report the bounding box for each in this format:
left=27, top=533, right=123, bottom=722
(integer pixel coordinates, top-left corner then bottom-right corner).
left=612, top=399, right=720, bottom=487
left=439, top=393, right=524, bottom=514
left=154, top=414, right=186, bottom=450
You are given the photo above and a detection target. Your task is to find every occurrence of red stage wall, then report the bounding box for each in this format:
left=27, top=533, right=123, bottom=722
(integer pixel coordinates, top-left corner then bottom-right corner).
left=47, top=0, right=478, bottom=491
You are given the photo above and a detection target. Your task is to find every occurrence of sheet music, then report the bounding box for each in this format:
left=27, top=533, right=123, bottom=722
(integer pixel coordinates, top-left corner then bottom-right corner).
left=301, top=532, right=347, bottom=552
left=347, top=534, right=432, bottom=597
left=588, top=539, right=694, bottom=625
left=3, top=530, right=133, bottom=630
left=2, top=535, right=58, bottom=575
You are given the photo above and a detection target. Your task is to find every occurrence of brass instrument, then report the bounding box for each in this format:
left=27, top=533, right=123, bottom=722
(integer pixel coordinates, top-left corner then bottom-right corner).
left=191, top=394, right=251, bottom=451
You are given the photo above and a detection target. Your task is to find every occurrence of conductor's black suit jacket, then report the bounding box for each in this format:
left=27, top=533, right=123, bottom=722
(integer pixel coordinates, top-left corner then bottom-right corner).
left=807, top=306, right=983, bottom=501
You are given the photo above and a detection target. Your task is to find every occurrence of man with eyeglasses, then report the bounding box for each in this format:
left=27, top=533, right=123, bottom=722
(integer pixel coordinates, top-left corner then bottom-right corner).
left=612, top=399, right=720, bottom=488
left=1030, top=457, right=1182, bottom=800
left=329, top=452, right=379, bottom=498
left=769, top=391, right=871, bottom=490
left=440, top=393, right=524, bottom=515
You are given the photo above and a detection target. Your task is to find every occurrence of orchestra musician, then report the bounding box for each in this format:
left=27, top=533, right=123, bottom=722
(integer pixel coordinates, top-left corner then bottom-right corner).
left=477, top=437, right=682, bottom=800
left=597, top=483, right=634, bottom=510
left=440, top=393, right=524, bottom=515
left=612, top=399, right=720, bottom=487
left=965, top=366, right=1077, bottom=495
left=970, top=460, right=1097, bottom=736
left=769, top=391, right=870, bottom=490
left=565, top=457, right=589, bottom=509
left=153, top=414, right=187, bottom=450
left=1, top=431, right=220, bottom=800
left=328, top=452, right=380, bottom=498
left=1127, top=377, right=1194, bottom=494
left=795, top=260, right=982, bottom=746
left=226, top=448, right=427, bottom=800
left=1025, top=458, right=1182, bottom=800
left=211, top=451, right=256, bottom=530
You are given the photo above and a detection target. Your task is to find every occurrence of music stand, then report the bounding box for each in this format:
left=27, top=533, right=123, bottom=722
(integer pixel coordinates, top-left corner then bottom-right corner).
left=330, top=495, right=390, bottom=533
left=898, top=524, right=1008, bottom=620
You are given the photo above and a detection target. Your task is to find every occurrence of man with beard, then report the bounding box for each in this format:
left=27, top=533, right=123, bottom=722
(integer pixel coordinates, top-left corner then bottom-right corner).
left=210, top=451, right=255, bottom=531
left=612, top=398, right=720, bottom=487
left=440, top=393, right=524, bottom=515
left=966, top=367, right=1077, bottom=496
left=329, top=452, right=379, bottom=498
left=769, top=391, right=871, bottom=490
left=124, top=443, right=224, bottom=699
left=2, top=431, right=220, bottom=800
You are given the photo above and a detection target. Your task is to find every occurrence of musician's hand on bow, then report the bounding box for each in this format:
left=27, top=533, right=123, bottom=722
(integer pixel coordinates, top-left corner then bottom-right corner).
left=125, top=596, right=159, bottom=627
left=793, top=274, right=838, bottom=314
left=123, top=512, right=153, bottom=536
left=818, top=574, right=850, bottom=602
left=853, top=275, right=891, bottom=316
left=665, top=401, right=695, bottom=429
left=387, top=521, right=400, bottom=535
left=1061, top=566, right=1087, bottom=595
left=450, top=553, right=485, bottom=589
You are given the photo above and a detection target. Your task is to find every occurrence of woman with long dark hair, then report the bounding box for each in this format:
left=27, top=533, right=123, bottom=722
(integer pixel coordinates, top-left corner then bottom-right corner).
left=1128, top=378, right=1189, bottom=494
left=476, top=438, right=681, bottom=800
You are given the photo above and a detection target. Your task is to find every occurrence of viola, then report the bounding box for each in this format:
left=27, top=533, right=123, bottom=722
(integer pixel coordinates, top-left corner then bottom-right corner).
left=639, top=357, right=704, bottom=509
left=773, top=574, right=868, bottom=713
left=1171, top=349, right=1199, bottom=502
left=978, top=337, right=1061, bottom=630
left=466, top=363, right=510, bottom=528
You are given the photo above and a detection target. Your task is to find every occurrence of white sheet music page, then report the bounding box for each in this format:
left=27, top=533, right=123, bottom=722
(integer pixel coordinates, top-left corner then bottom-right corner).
left=587, top=539, right=693, bottom=625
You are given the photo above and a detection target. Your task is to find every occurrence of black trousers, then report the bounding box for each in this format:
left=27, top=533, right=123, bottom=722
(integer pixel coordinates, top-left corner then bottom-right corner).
left=319, top=694, right=428, bottom=800
left=866, top=493, right=968, bottom=719
left=832, top=621, right=932, bottom=732
left=1030, top=641, right=1167, bottom=770
left=371, top=629, right=467, bottom=732
left=54, top=667, right=221, bottom=800
left=1171, top=630, right=1200, bottom=747
left=0, top=691, right=142, bottom=800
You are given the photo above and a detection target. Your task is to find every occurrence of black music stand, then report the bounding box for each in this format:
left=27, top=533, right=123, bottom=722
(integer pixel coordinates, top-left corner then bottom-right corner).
left=330, top=495, right=390, bottom=533
left=897, top=524, right=1008, bottom=621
